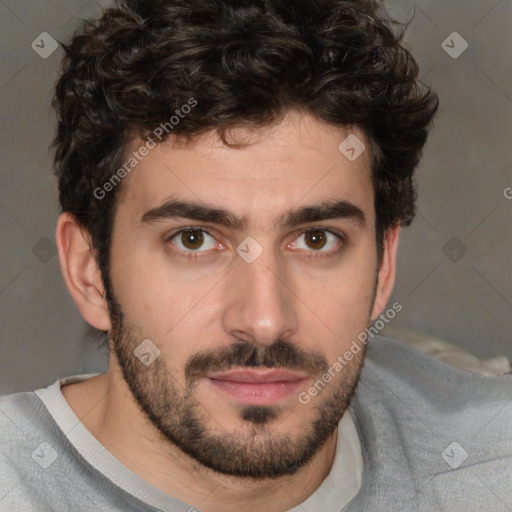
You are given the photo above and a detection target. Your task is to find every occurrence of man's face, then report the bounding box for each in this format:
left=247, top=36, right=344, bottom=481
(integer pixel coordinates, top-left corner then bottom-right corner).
left=107, top=111, right=381, bottom=478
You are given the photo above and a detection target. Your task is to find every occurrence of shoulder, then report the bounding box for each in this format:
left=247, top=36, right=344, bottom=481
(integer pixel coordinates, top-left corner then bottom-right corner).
left=347, top=336, right=512, bottom=509
left=361, top=335, right=512, bottom=406
left=0, top=386, right=133, bottom=511
left=0, top=389, right=62, bottom=469
left=357, top=335, right=512, bottom=430
left=0, top=390, right=60, bottom=509
left=0, top=390, right=51, bottom=445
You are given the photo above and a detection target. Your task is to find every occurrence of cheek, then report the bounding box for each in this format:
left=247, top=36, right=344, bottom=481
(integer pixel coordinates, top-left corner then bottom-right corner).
left=308, top=280, right=373, bottom=340
left=110, top=224, right=193, bottom=318
left=108, top=238, right=226, bottom=372
left=295, top=250, right=376, bottom=357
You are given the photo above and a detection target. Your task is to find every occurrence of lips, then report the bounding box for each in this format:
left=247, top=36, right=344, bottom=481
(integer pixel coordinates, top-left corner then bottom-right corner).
left=208, top=369, right=308, bottom=382
left=206, top=369, right=308, bottom=405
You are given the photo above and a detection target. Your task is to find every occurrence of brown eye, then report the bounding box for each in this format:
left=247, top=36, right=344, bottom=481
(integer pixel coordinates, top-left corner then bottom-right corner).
left=181, top=229, right=204, bottom=250
left=168, top=228, right=221, bottom=258
left=289, top=228, right=343, bottom=257
left=304, top=229, right=327, bottom=250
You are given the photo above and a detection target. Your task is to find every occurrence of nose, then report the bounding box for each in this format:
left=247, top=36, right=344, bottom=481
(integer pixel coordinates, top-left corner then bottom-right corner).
left=221, top=244, right=299, bottom=348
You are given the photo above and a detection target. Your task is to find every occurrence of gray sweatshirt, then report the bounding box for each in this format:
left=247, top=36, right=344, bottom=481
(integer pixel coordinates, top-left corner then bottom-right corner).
left=1, top=335, right=511, bottom=511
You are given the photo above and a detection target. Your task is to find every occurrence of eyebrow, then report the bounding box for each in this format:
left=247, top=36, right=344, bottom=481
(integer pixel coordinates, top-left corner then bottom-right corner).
left=140, top=197, right=365, bottom=230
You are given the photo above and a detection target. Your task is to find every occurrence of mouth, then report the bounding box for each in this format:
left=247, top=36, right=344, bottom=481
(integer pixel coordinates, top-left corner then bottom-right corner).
left=205, top=369, right=309, bottom=405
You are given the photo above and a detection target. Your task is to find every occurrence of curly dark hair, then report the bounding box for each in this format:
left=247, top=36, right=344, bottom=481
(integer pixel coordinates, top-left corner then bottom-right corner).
left=53, top=0, right=438, bottom=288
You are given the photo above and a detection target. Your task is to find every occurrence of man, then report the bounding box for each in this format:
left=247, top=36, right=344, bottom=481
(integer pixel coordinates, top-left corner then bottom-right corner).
left=1, top=0, right=511, bottom=510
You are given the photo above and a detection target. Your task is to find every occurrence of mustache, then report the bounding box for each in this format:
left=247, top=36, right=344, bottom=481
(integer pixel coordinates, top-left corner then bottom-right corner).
left=185, top=339, right=329, bottom=385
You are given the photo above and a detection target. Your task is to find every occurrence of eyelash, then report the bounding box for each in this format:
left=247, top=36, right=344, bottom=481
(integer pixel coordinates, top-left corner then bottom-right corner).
left=166, top=228, right=220, bottom=261
left=166, top=227, right=346, bottom=261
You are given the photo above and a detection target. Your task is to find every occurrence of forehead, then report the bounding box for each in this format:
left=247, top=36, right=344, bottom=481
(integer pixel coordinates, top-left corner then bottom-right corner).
left=116, top=111, right=375, bottom=225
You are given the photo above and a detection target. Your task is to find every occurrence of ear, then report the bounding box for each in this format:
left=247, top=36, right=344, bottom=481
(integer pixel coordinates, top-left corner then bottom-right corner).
left=370, top=224, right=401, bottom=320
left=56, top=213, right=111, bottom=331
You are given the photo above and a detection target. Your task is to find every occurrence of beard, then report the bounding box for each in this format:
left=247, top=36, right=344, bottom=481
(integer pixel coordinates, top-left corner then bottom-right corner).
left=107, top=294, right=366, bottom=480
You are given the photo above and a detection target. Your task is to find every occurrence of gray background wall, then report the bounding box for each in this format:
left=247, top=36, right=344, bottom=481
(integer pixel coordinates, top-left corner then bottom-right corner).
left=0, top=0, right=511, bottom=394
